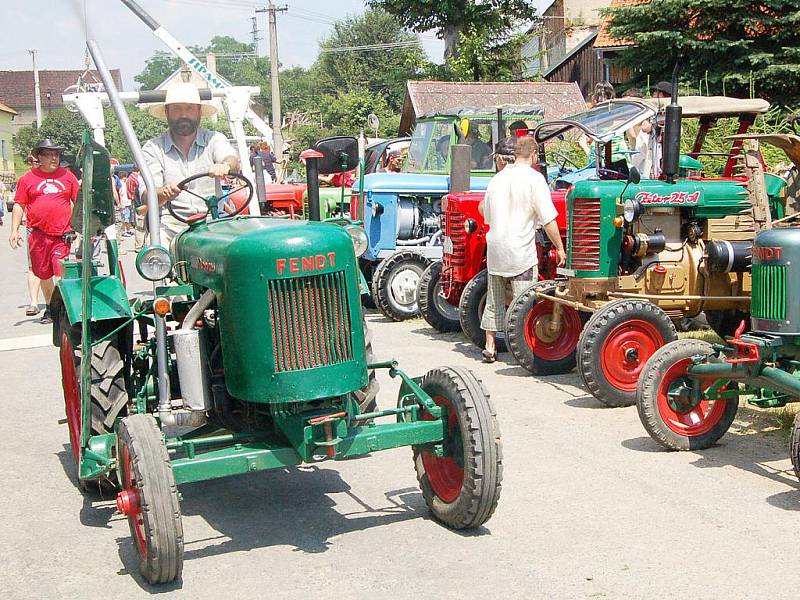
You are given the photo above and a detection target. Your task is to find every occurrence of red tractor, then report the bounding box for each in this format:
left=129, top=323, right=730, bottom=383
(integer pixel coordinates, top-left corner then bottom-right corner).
left=418, top=189, right=567, bottom=349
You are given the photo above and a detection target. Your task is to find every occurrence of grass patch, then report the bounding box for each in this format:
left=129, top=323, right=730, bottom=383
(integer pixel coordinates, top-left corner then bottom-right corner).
left=678, top=329, right=723, bottom=344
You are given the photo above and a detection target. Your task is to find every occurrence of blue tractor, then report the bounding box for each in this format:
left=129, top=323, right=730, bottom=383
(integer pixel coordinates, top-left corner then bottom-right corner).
left=356, top=105, right=545, bottom=321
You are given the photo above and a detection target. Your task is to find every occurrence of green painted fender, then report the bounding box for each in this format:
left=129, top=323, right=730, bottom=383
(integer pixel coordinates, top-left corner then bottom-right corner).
left=51, top=275, right=132, bottom=341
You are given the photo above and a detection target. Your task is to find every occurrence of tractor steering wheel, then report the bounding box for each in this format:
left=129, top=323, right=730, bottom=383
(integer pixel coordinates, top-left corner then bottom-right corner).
left=168, top=171, right=254, bottom=225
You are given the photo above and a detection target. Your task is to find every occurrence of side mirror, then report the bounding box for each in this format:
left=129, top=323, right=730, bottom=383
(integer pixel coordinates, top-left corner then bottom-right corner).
left=628, top=166, right=641, bottom=185
left=315, top=136, right=358, bottom=175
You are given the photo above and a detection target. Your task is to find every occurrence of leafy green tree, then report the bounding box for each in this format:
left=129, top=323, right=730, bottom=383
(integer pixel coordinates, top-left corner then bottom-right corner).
left=447, top=26, right=531, bottom=81
left=605, top=0, right=800, bottom=105
left=12, top=108, right=84, bottom=160
left=134, top=50, right=182, bottom=90
left=314, top=8, right=431, bottom=111
left=368, top=0, right=537, bottom=60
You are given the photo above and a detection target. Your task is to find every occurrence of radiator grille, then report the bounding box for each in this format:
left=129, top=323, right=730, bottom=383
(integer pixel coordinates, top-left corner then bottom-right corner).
left=569, top=197, right=602, bottom=271
left=268, top=271, right=353, bottom=372
left=443, top=210, right=466, bottom=269
left=751, top=264, right=786, bottom=322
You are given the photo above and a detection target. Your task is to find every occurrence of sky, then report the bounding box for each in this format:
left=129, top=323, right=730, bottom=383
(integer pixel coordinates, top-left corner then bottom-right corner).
left=0, top=0, right=552, bottom=90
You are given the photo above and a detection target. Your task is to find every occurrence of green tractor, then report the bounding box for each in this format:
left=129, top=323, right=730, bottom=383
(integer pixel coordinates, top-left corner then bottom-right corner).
left=505, top=94, right=789, bottom=408
left=55, top=43, right=502, bottom=584
left=635, top=133, right=800, bottom=467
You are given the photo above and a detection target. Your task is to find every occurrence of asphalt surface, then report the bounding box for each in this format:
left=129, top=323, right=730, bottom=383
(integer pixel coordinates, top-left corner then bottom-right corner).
left=2, top=231, right=800, bottom=599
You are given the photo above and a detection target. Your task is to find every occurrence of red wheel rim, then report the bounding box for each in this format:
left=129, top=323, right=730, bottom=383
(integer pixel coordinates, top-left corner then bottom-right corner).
left=600, top=319, right=664, bottom=392
left=421, top=395, right=464, bottom=503
left=118, top=444, right=148, bottom=559
left=60, top=331, right=81, bottom=465
left=656, top=358, right=728, bottom=437
left=523, top=298, right=582, bottom=361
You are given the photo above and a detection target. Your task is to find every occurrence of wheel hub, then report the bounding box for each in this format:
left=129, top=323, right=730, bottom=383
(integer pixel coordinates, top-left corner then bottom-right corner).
left=116, top=488, right=140, bottom=516
left=390, top=268, right=421, bottom=306
left=624, top=347, right=639, bottom=364
left=535, top=314, right=562, bottom=344
left=666, top=378, right=702, bottom=412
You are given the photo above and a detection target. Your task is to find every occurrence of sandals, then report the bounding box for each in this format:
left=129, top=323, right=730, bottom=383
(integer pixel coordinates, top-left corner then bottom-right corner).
left=482, top=349, right=497, bottom=364
left=25, top=305, right=39, bottom=316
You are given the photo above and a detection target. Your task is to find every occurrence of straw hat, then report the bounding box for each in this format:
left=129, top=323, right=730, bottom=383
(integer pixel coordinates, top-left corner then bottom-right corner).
left=149, top=82, right=217, bottom=120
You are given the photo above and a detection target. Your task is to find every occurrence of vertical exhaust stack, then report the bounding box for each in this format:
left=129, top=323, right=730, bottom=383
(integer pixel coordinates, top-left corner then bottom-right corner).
left=301, top=149, right=324, bottom=221
left=662, top=64, right=682, bottom=184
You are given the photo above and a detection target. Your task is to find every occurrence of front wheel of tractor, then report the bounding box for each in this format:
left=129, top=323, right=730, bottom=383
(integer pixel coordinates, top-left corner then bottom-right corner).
left=577, top=299, right=677, bottom=407
left=791, top=410, right=800, bottom=481
left=413, top=367, right=502, bottom=529
left=372, top=250, right=430, bottom=321
left=418, top=261, right=461, bottom=333
left=116, top=414, right=184, bottom=585
left=637, top=339, right=737, bottom=451
left=457, top=269, right=507, bottom=352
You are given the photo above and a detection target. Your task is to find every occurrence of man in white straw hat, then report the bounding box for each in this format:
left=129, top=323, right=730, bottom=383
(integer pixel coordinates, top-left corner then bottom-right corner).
left=142, top=82, right=240, bottom=245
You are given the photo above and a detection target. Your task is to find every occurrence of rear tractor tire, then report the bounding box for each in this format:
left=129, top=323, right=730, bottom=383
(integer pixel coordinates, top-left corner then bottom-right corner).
left=58, top=309, right=129, bottom=493
left=413, top=367, right=502, bottom=529
left=418, top=261, right=461, bottom=333
left=504, top=280, right=585, bottom=375
left=116, top=414, right=184, bottom=585
left=577, top=299, right=677, bottom=408
left=637, top=339, right=738, bottom=450
left=372, top=250, right=430, bottom=321
left=458, top=270, right=507, bottom=352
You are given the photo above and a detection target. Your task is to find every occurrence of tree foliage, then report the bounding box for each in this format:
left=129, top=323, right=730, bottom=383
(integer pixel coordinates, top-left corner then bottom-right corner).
left=446, top=26, right=531, bottom=81
left=606, top=0, right=800, bottom=105
left=368, top=0, right=537, bottom=59
left=314, top=8, right=431, bottom=110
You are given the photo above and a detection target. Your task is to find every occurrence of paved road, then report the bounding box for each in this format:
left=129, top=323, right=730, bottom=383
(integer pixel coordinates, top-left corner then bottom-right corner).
left=1, top=233, right=799, bottom=599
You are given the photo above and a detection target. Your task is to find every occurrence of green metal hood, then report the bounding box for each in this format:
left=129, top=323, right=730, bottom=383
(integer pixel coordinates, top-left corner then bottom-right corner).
left=175, top=217, right=367, bottom=403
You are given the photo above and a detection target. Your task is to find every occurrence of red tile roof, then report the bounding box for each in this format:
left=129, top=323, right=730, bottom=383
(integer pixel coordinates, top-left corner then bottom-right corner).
left=595, top=0, right=650, bottom=49
left=0, top=69, right=123, bottom=110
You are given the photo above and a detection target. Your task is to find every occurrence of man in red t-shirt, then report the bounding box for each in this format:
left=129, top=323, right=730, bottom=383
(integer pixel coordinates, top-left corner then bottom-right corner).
left=9, top=139, right=79, bottom=324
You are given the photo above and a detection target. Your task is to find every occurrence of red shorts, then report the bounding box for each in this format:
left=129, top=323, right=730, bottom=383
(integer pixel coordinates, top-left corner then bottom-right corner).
left=28, top=229, right=70, bottom=280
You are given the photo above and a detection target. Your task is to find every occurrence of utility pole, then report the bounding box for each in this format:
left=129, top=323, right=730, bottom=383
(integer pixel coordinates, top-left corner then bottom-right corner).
left=257, top=2, right=286, bottom=157
left=28, top=49, right=42, bottom=128
left=250, top=16, right=262, bottom=58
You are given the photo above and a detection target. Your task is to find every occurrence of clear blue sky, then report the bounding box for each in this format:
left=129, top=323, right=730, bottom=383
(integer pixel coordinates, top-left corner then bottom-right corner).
left=0, top=0, right=551, bottom=89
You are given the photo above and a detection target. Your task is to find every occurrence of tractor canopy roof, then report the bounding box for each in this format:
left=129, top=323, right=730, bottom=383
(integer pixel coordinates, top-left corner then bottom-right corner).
left=644, top=96, right=770, bottom=119
left=534, top=100, right=654, bottom=144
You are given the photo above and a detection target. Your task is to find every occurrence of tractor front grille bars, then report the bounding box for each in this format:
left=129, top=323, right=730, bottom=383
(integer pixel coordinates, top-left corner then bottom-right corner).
left=268, top=271, right=353, bottom=372
left=751, top=263, right=786, bottom=322
left=443, top=210, right=466, bottom=269
left=569, top=197, right=602, bottom=271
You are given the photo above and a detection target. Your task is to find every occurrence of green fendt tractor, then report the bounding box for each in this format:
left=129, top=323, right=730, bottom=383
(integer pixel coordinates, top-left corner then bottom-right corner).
left=505, top=93, right=788, bottom=408
left=55, top=42, right=502, bottom=585
left=635, top=133, right=800, bottom=470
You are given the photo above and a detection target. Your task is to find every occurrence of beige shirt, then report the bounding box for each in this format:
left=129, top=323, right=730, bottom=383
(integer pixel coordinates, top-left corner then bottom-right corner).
left=483, top=163, right=558, bottom=277
left=142, top=127, right=236, bottom=221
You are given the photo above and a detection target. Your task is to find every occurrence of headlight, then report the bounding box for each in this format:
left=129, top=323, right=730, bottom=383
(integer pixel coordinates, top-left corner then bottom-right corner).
left=372, top=202, right=384, bottom=218
left=623, top=198, right=643, bottom=224
left=136, top=246, right=173, bottom=281
left=464, top=218, right=478, bottom=234
left=345, top=225, right=368, bottom=257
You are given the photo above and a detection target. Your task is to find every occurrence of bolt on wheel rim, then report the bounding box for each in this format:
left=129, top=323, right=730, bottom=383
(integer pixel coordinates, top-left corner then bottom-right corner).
left=600, top=319, right=664, bottom=391
left=390, top=267, right=421, bottom=307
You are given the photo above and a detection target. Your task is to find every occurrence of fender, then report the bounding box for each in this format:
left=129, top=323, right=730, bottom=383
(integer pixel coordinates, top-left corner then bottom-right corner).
left=51, top=274, right=132, bottom=345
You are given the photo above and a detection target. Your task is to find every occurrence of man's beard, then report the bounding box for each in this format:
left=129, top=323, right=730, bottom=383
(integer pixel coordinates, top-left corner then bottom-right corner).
left=168, top=117, right=199, bottom=137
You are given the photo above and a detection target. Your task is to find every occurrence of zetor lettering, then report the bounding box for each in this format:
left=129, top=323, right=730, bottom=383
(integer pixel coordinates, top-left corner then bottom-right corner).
left=276, top=253, right=337, bottom=275
left=753, top=246, right=782, bottom=261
